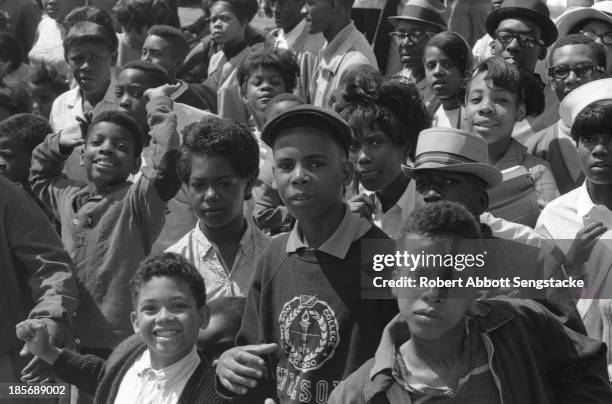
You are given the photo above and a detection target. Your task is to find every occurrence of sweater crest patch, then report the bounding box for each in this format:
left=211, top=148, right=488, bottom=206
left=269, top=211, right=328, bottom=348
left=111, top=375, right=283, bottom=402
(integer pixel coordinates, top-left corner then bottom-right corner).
left=279, top=295, right=340, bottom=372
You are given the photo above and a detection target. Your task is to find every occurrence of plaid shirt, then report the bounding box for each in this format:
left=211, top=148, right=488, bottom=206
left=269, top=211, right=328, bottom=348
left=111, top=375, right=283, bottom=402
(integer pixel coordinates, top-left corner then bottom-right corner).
left=494, top=139, right=560, bottom=205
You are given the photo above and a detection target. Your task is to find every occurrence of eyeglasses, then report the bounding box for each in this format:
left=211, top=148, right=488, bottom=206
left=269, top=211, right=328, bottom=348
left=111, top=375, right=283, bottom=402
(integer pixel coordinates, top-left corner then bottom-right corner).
left=547, top=63, right=604, bottom=80
left=579, top=29, right=612, bottom=45
left=389, top=29, right=436, bottom=45
left=494, top=31, right=544, bottom=48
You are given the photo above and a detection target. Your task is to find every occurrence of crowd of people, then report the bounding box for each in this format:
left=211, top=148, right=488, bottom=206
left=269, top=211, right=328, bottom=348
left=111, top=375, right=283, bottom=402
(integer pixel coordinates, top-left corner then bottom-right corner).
left=6, top=0, right=612, bottom=402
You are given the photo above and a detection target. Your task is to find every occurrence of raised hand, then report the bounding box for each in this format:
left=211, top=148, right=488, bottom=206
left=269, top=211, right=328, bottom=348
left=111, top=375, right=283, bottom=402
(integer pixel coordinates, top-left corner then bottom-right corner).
left=143, top=83, right=182, bottom=102
left=347, top=193, right=376, bottom=220
left=216, top=343, right=277, bottom=395
left=565, top=221, right=608, bottom=274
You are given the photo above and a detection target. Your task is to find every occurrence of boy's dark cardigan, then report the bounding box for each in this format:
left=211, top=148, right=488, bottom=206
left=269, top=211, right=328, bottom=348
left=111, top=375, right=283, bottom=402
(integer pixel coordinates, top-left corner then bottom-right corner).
left=52, top=335, right=227, bottom=404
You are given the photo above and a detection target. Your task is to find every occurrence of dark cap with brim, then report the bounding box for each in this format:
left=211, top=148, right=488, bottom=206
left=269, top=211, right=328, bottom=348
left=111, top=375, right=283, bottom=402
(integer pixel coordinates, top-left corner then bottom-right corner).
left=485, top=0, right=558, bottom=47
left=261, top=104, right=353, bottom=153
left=388, top=6, right=447, bottom=31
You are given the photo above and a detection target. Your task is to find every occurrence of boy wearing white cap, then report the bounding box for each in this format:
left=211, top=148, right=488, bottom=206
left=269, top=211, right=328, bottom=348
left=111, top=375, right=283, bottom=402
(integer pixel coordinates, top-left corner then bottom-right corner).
left=537, top=79, right=612, bottom=365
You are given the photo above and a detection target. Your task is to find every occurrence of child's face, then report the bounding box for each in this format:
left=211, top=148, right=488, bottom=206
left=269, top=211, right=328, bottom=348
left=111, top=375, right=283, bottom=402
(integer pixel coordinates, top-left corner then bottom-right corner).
left=577, top=133, right=612, bottom=185
left=44, top=0, right=76, bottom=22
left=210, top=2, right=245, bottom=46
left=116, top=68, right=154, bottom=129
left=424, top=46, right=463, bottom=101
left=395, top=234, right=475, bottom=340
left=302, top=0, right=333, bottom=35
left=131, top=276, right=207, bottom=369
left=29, top=82, right=59, bottom=120
left=415, top=169, right=488, bottom=216
left=81, top=121, right=140, bottom=186
left=271, top=0, right=304, bottom=31
left=549, top=44, right=602, bottom=101
left=465, top=71, right=525, bottom=147
left=187, top=154, right=253, bottom=229
left=245, top=67, right=287, bottom=115
left=142, top=35, right=179, bottom=80
left=273, top=129, right=352, bottom=222
left=0, top=137, right=30, bottom=183
left=66, top=43, right=114, bottom=97
left=352, top=127, right=404, bottom=192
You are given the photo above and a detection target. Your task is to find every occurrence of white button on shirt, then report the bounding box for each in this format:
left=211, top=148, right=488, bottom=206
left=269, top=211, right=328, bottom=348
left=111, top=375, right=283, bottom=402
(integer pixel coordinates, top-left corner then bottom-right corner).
left=114, top=347, right=200, bottom=404
left=166, top=220, right=270, bottom=302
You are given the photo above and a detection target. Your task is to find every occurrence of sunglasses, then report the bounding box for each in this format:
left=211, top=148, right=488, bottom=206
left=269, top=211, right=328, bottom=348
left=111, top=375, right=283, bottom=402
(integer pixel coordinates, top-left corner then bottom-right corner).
left=495, top=31, right=544, bottom=48
left=389, top=29, right=436, bottom=45
left=547, top=63, right=604, bottom=80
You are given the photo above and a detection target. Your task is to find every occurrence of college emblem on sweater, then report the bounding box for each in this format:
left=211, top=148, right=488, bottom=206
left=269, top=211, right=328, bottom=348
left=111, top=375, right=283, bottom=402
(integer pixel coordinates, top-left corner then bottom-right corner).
left=279, top=295, right=340, bottom=372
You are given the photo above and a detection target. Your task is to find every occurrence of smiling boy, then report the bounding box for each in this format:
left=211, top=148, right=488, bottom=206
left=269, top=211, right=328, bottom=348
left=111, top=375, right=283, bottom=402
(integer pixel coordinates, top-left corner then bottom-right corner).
left=30, top=106, right=181, bottom=357
left=15, top=253, right=226, bottom=404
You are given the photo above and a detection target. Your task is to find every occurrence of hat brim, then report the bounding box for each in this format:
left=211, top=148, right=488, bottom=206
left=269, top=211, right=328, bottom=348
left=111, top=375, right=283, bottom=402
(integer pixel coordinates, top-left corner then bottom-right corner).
left=556, top=7, right=612, bottom=39
left=261, top=106, right=352, bottom=152
left=405, top=162, right=503, bottom=190
left=486, top=7, right=558, bottom=46
left=387, top=15, right=447, bottom=31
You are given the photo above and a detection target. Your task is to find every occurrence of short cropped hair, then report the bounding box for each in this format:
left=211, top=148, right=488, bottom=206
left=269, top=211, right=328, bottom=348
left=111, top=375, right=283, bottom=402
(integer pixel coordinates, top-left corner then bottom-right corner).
left=571, top=99, right=612, bottom=143
left=0, top=32, right=24, bottom=73
left=30, top=63, right=70, bottom=94
left=63, top=21, right=119, bottom=55
left=63, top=7, right=119, bottom=53
left=237, top=48, right=300, bottom=95
left=121, top=60, right=171, bottom=87
left=548, top=34, right=607, bottom=69
left=177, top=116, right=259, bottom=198
left=469, top=57, right=544, bottom=117
left=0, top=114, right=52, bottom=152
left=146, top=25, right=189, bottom=60
left=115, top=0, right=179, bottom=31
left=425, top=31, right=473, bottom=75
left=130, top=253, right=207, bottom=309
left=0, top=83, right=32, bottom=116
left=335, top=67, right=431, bottom=160
left=402, top=201, right=482, bottom=239
left=88, top=110, right=144, bottom=157
left=205, top=0, right=259, bottom=24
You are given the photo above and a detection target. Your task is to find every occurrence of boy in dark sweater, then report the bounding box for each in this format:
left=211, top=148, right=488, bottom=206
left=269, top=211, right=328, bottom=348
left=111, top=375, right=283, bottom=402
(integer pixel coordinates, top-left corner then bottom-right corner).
left=216, top=105, right=397, bottom=403
left=16, top=253, right=226, bottom=404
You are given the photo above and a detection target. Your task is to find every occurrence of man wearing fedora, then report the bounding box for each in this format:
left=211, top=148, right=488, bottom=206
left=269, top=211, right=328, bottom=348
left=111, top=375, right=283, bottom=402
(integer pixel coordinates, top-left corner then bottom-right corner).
left=405, top=127, right=584, bottom=333
left=486, top=0, right=561, bottom=143
left=386, top=0, right=446, bottom=108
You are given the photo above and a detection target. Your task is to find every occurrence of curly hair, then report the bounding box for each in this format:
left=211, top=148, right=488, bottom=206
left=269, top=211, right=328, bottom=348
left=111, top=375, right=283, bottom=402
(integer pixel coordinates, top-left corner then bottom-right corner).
left=548, top=34, right=607, bottom=69
left=237, top=48, right=300, bottom=96
left=63, top=6, right=118, bottom=55
left=571, top=99, right=612, bottom=143
left=114, top=0, right=179, bottom=32
left=121, top=60, right=171, bottom=86
left=88, top=110, right=144, bottom=157
left=334, top=67, right=431, bottom=160
left=0, top=82, right=32, bottom=116
left=177, top=116, right=259, bottom=198
left=468, top=57, right=545, bottom=117
left=0, top=114, right=52, bottom=152
left=130, top=252, right=207, bottom=309
left=402, top=201, right=482, bottom=239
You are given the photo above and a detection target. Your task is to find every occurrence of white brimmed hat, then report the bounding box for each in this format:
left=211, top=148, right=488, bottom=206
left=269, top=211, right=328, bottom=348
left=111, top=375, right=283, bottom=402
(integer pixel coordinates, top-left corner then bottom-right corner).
left=560, top=78, right=612, bottom=127
left=556, top=5, right=612, bottom=39
left=405, top=128, right=502, bottom=189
